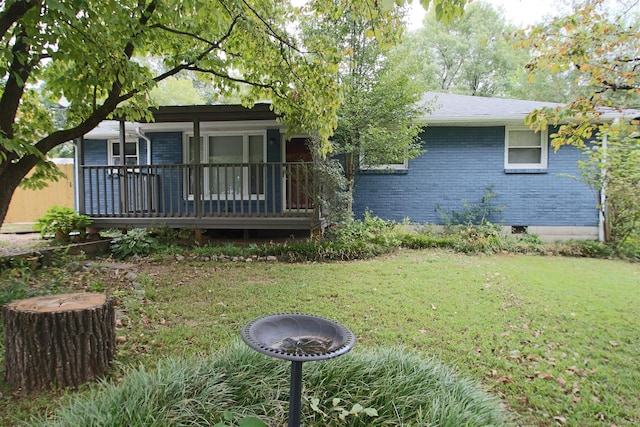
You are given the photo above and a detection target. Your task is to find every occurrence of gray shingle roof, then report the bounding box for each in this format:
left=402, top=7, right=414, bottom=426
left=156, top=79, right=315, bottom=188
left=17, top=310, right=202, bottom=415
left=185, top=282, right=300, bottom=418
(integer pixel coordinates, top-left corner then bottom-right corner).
left=419, top=92, right=640, bottom=126
left=418, top=92, right=561, bottom=125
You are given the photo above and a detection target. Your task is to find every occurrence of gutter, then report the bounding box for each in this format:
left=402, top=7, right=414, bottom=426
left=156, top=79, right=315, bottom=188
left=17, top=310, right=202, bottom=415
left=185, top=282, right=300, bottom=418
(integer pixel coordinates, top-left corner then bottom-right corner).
left=136, top=127, right=151, bottom=165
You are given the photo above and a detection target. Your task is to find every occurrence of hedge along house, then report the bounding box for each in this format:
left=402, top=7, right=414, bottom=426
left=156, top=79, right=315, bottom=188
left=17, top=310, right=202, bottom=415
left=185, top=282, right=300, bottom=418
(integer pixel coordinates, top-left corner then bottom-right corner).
left=353, top=92, right=637, bottom=242
left=76, top=103, right=320, bottom=237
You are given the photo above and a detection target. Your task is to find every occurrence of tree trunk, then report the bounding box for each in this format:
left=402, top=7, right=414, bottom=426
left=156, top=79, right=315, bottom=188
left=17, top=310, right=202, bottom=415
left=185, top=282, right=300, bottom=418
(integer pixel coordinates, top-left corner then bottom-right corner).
left=3, top=293, right=115, bottom=393
left=0, top=162, right=30, bottom=229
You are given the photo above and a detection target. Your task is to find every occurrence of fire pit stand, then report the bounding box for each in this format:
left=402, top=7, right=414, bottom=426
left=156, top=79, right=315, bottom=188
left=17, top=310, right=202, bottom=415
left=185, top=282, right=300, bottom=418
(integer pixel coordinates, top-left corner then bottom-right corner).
left=241, top=313, right=356, bottom=427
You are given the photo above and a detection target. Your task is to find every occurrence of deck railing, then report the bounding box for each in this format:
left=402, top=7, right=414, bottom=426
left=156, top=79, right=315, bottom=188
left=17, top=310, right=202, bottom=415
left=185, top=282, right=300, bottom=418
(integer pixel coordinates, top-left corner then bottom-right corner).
left=79, top=162, right=317, bottom=220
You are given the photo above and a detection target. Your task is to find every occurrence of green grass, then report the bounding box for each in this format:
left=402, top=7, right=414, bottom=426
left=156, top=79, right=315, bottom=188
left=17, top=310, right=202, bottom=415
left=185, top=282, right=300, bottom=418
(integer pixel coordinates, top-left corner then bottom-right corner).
left=1, top=250, right=639, bottom=426
left=28, top=343, right=509, bottom=426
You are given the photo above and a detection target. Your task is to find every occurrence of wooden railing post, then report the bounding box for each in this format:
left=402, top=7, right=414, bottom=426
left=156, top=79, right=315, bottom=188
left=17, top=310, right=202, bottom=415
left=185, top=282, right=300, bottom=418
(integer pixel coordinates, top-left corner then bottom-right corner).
left=193, top=120, right=202, bottom=218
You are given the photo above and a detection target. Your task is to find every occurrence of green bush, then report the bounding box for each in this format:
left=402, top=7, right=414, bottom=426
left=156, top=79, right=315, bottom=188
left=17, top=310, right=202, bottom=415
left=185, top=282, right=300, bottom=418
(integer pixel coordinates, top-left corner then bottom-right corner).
left=554, top=240, right=615, bottom=258
left=35, top=342, right=510, bottom=426
left=437, top=184, right=505, bottom=226
left=149, top=226, right=195, bottom=245
left=34, top=206, right=91, bottom=241
left=255, top=240, right=387, bottom=262
left=328, top=211, right=401, bottom=248
left=110, top=229, right=160, bottom=260
left=397, top=232, right=456, bottom=249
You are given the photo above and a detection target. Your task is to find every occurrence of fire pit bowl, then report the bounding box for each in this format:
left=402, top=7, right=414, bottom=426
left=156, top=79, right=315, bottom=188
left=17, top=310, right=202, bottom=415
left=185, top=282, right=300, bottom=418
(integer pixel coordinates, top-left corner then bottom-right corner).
left=241, top=313, right=356, bottom=427
left=241, top=313, right=356, bottom=362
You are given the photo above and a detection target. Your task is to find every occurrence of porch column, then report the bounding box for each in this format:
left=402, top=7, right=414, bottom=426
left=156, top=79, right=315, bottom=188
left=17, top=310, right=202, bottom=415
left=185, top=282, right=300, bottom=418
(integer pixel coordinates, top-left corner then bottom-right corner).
left=75, top=136, right=85, bottom=214
left=119, top=120, right=129, bottom=215
left=193, top=119, right=202, bottom=218
left=119, top=120, right=126, bottom=155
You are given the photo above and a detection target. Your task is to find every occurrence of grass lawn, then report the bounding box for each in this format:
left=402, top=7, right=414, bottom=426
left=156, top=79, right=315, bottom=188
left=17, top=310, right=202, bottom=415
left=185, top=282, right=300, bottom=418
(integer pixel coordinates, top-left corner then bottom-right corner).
left=1, top=249, right=639, bottom=426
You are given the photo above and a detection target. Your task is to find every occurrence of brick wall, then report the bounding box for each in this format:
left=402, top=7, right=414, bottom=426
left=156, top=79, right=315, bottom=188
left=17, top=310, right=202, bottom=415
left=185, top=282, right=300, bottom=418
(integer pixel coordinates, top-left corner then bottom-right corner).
left=353, top=126, right=598, bottom=228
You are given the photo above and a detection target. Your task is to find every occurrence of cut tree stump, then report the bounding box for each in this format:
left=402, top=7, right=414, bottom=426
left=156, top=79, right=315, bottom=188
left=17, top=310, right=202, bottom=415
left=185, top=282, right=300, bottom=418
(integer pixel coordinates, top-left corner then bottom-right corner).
left=3, top=292, right=115, bottom=393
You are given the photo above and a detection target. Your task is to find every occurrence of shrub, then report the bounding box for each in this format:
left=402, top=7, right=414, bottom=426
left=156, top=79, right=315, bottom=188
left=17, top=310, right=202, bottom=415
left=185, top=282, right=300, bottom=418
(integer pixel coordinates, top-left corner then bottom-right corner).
left=35, top=342, right=510, bottom=426
left=397, top=232, right=456, bottom=249
left=441, top=223, right=506, bottom=254
left=110, top=229, right=160, bottom=260
left=329, top=211, right=402, bottom=248
left=437, top=184, right=505, bottom=226
left=149, top=226, right=195, bottom=245
left=34, top=206, right=91, bottom=241
left=554, top=240, right=615, bottom=258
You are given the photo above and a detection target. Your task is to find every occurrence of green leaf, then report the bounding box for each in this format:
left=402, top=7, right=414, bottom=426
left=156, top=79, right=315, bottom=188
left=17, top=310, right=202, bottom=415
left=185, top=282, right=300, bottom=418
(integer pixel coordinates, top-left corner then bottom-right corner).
left=350, top=403, right=364, bottom=414
left=238, top=417, right=268, bottom=427
left=364, top=407, right=379, bottom=417
left=222, top=410, right=234, bottom=421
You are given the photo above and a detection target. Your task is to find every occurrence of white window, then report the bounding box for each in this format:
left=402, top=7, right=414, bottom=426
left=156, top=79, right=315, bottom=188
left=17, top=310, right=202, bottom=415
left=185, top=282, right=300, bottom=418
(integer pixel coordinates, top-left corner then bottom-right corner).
left=185, top=132, right=266, bottom=199
left=360, top=158, right=409, bottom=171
left=108, top=139, right=139, bottom=166
left=504, top=127, right=548, bottom=169
left=359, top=151, right=409, bottom=171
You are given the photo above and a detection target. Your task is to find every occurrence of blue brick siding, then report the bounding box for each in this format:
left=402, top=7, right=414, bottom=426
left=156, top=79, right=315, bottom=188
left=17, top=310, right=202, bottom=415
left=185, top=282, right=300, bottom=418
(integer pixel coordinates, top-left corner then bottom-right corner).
left=84, top=139, right=108, bottom=165
left=353, top=126, right=598, bottom=227
left=147, top=132, right=183, bottom=165
left=83, top=139, right=116, bottom=214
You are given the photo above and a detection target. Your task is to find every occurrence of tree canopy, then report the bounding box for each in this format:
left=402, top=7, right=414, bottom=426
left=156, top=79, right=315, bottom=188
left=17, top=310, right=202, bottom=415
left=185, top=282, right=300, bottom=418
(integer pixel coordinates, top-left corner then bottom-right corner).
left=407, top=1, right=521, bottom=97
left=521, top=0, right=640, bottom=147
left=299, top=2, right=427, bottom=216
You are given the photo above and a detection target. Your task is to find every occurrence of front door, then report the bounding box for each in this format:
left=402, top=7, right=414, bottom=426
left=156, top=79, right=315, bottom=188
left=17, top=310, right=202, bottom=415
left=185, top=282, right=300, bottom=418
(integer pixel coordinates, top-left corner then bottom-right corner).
left=285, top=137, right=313, bottom=210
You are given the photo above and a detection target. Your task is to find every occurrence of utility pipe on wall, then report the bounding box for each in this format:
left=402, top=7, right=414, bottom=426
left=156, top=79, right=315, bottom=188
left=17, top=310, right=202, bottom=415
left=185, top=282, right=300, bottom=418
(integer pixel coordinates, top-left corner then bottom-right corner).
left=136, top=127, right=151, bottom=165
left=598, top=131, right=609, bottom=243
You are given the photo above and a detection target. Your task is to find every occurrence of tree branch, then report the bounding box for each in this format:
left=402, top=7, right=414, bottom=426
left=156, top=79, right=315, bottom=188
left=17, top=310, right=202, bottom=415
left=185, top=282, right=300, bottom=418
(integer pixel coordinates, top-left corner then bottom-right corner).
left=183, top=66, right=285, bottom=96
left=241, top=0, right=302, bottom=54
left=0, top=0, right=40, bottom=39
left=32, top=1, right=159, bottom=155
left=0, top=25, right=35, bottom=138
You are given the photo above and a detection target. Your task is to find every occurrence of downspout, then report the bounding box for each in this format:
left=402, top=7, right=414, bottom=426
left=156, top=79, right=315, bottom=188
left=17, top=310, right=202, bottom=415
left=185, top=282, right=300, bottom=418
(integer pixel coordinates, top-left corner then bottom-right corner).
left=136, top=127, right=151, bottom=165
left=74, top=137, right=85, bottom=214
left=598, top=131, right=608, bottom=242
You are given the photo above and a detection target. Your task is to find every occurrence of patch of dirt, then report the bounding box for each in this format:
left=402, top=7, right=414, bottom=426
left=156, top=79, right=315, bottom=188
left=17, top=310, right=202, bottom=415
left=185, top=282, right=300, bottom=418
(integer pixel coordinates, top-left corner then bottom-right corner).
left=0, top=233, right=48, bottom=257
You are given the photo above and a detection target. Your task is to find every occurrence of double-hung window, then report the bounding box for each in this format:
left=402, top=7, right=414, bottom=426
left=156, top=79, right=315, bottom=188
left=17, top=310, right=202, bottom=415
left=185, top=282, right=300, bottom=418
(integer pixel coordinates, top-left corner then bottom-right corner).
left=108, top=139, right=139, bottom=166
left=504, top=127, right=548, bottom=170
left=185, top=132, right=266, bottom=199
left=359, top=156, right=409, bottom=172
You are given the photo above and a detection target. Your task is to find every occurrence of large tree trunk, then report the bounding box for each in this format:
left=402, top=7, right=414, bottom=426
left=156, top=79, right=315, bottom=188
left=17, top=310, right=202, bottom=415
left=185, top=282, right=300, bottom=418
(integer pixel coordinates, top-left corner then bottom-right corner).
left=0, top=158, right=35, bottom=228
left=3, top=293, right=115, bottom=393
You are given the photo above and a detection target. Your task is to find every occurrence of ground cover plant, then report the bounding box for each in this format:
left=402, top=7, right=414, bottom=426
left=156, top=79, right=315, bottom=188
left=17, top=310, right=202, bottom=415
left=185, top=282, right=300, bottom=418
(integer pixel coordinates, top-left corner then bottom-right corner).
left=29, top=342, right=508, bottom=426
left=0, top=249, right=638, bottom=426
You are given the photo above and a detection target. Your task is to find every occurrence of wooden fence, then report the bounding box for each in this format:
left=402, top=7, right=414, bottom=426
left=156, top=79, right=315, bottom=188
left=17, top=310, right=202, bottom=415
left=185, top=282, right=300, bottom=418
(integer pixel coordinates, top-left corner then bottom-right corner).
left=5, top=160, right=75, bottom=224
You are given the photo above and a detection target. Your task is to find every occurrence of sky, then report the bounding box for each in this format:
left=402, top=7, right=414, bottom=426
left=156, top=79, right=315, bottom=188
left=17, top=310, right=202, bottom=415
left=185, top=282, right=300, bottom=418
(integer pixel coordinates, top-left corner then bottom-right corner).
left=406, top=0, right=560, bottom=30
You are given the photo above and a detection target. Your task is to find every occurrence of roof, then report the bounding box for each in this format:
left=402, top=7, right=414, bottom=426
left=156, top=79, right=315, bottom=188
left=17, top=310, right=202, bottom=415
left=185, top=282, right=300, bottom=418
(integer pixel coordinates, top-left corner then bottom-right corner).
left=418, top=92, right=561, bottom=126
left=147, top=103, right=277, bottom=123
left=419, top=92, right=640, bottom=126
left=85, top=103, right=281, bottom=139
left=84, top=94, right=639, bottom=139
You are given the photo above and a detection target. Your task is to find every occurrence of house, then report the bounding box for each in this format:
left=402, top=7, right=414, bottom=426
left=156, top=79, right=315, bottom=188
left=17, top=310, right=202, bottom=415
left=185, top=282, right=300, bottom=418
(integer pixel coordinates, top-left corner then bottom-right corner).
left=76, top=93, right=631, bottom=241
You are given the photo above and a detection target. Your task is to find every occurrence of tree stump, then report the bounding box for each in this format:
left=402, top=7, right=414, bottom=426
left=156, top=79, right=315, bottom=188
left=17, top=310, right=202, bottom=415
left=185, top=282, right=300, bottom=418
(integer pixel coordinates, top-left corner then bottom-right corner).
left=3, top=293, right=115, bottom=393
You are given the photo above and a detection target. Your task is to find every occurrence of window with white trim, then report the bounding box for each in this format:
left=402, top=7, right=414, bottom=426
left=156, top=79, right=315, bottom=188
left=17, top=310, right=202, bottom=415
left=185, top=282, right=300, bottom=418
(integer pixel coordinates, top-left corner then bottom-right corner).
left=108, top=139, right=139, bottom=166
left=185, top=132, right=266, bottom=199
left=359, top=150, right=409, bottom=171
left=359, top=157, right=409, bottom=171
left=505, top=127, right=548, bottom=169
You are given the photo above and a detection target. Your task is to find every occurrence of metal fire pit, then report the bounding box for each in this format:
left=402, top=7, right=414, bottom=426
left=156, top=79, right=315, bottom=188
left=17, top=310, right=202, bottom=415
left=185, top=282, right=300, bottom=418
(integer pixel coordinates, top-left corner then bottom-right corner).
left=241, top=313, right=356, bottom=427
